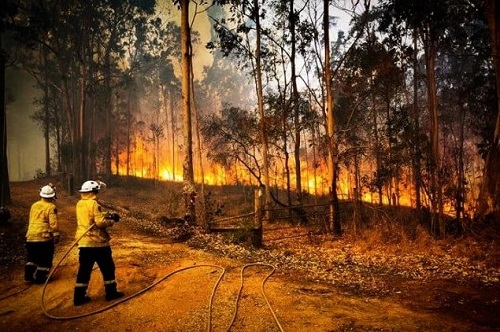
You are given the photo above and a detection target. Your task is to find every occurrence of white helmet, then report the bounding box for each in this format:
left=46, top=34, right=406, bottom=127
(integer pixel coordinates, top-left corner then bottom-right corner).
left=79, top=180, right=101, bottom=193
left=40, top=185, right=56, bottom=198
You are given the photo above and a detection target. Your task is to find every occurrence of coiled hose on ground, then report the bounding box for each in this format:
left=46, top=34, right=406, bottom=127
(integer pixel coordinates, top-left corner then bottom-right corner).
left=40, top=224, right=285, bottom=332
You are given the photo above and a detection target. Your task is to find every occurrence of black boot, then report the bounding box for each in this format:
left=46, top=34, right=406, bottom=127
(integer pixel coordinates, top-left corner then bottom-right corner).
left=74, top=287, right=91, bottom=306
left=34, top=268, right=49, bottom=284
left=105, top=283, right=124, bottom=301
left=24, top=263, right=36, bottom=283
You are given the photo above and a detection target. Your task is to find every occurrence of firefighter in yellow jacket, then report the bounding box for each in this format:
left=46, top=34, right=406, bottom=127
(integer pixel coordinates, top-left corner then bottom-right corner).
left=25, top=184, right=60, bottom=284
left=73, top=180, right=123, bottom=306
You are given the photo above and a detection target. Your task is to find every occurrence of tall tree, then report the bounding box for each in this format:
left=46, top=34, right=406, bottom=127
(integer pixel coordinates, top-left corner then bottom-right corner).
left=290, top=0, right=302, bottom=204
left=377, top=0, right=451, bottom=236
left=478, top=0, right=500, bottom=220
left=209, top=0, right=271, bottom=209
left=253, top=0, right=271, bottom=210
left=0, top=1, right=17, bottom=206
left=0, top=35, right=10, bottom=206
left=180, top=0, right=196, bottom=222
left=324, top=0, right=341, bottom=235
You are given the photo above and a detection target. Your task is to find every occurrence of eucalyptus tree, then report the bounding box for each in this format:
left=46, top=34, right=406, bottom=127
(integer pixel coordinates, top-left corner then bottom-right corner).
left=376, top=0, right=456, bottom=236
left=114, top=15, right=180, bottom=179
left=323, top=0, right=343, bottom=235
left=266, top=0, right=309, bottom=204
left=159, top=62, right=181, bottom=181
left=338, top=30, right=404, bottom=206
left=299, top=0, right=373, bottom=234
left=289, top=0, right=303, bottom=203
left=178, top=0, right=196, bottom=221
left=202, top=105, right=262, bottom=184
left=6, top=0, right=159, bottom=186
left=256, top=15, right=295, bottom=206
left=208, top=0, right=271, bottom=211
left=263, top=0, right=329, bottom=206
left=93, top=0, right=157, bottom=180
left=437, top=2, right=492, bottom=222
left=375, top=0, right=496, bottom=233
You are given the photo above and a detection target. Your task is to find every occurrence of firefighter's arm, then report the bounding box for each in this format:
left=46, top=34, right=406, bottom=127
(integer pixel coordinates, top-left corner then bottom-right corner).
left=93, top=202, right=114, bottom=228
left=49, top=205, right=61, bottom=242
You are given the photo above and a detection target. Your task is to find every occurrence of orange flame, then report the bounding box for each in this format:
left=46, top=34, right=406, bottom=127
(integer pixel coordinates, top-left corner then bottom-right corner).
left=113, top=134, right=425, bottom=210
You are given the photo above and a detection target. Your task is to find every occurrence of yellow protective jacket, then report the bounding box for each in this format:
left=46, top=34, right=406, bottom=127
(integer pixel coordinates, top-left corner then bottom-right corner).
left=26, top=198, right=60, bottom=242
left=75, top=193, right=115, bottom=248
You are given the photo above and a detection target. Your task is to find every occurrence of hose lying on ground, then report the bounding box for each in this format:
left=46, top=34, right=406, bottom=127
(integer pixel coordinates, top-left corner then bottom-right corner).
left=41, top=224, right=284, bottom=332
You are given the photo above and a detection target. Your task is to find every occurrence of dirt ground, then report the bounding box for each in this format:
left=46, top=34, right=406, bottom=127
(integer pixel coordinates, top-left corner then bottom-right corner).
left=1, top=180, right=499, bottom=331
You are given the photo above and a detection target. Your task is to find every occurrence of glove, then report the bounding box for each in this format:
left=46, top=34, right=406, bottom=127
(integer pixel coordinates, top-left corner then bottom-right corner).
left=111, top=213, right=120, bottom=222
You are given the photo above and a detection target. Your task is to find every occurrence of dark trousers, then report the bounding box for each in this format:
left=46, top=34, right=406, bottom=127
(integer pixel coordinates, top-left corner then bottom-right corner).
left=25, top=241, right=54, bottom=282
left=76, top=246, right=116, bottom=286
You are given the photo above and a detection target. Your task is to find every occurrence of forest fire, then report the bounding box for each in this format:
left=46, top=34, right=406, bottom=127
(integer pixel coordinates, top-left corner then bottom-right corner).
left=160, top=169, right=181, bottom=182
left=2, top=0, right=496, bottom=239
left=112, top=139, right=420, bottom=209
left=106, top=128, right=465, bottom=217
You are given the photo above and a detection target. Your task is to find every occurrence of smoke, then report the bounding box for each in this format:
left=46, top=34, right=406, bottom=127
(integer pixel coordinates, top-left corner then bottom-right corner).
left=6, top=68, right=44, bottom=181
left=4, top=3, right=232, bottom=182
left=156, top=0, right=214, bottom=79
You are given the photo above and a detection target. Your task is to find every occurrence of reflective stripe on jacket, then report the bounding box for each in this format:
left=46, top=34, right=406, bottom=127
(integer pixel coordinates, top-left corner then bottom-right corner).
left=75, top=193, right=114, bottom=248
left=26, top=198, right=59, bottom=242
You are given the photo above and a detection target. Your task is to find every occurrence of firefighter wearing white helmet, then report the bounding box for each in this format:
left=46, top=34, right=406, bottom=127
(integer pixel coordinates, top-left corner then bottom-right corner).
left=74, top=180, right=123, bottom=306
left=79, top=180, right=102, bottom=193
left=25, top=184, right=60, bottom=284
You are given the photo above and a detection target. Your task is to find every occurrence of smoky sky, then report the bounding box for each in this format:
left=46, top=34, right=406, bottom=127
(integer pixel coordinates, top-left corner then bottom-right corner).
left=6, top=68, right=44, bottom=181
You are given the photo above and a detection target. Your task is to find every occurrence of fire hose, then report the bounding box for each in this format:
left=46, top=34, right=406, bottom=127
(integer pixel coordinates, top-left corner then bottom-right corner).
left=39, top=223, right=285, bottom=332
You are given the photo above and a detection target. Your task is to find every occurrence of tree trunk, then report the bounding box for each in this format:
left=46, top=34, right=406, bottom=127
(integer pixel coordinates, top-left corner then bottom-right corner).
left=192, top=75, right=208, bottom=231
left=55, top=95, right=62, bottom=173
left=424, top=37, right=444, bottom=236
left=324, top=0, right=341, bottom=236
left=57, top=53, right=80, bottom=190
left=283, top=115, right=292, bottom=207
left=290, top=0, right=302, bottom=204
left=42, top=48, right=51, bottom=177
left=372, top=76, right=382, bottom=205
left=412, top=27, right=422, bottom=211
left=0, top=37, right=10, bottom=205
left=103, top=53, right=113, bottom=180
left=254, top=0, right=271, bottom=211
left=385, top=91, right=393, bottom=205
left=78, top=63, right=87, bottom=182
left=163, top=86, right=169, bottom=177
left=353, top=152, right=362, bottom=234
left=456, top=104, right=466, bottom=221
left=170, top=91, right=177, bottom=181
left=181, top=0, right=196, bottom=222
left=478, top=0, right=500, bottom=220
left=126, top=89, right=131, bottom=177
